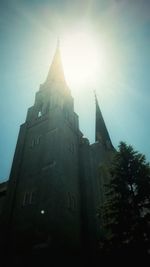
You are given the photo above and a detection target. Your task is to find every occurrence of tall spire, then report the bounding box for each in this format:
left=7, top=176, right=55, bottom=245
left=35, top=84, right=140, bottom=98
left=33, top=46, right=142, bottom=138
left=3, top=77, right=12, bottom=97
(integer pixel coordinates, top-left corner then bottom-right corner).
left=94, top=91, right=112, bottom=148
left=45, top=40, right=66, bottom=84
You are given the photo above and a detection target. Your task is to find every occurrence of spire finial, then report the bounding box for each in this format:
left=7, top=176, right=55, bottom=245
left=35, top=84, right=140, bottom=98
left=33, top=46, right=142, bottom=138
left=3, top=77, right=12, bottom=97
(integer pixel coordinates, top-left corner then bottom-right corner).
left=93, top=89, right=98, bottom=105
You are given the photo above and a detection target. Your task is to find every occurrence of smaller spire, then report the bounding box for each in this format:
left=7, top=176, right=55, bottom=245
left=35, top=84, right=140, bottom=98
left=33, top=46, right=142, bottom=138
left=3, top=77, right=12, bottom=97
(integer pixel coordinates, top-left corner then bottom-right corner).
left=94, top=91, right=112, bottom=148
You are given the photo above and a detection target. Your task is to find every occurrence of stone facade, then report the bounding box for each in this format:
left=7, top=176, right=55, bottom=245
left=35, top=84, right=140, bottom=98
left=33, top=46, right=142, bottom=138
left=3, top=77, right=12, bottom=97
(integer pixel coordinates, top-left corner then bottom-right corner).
left=3, top=42, right=114, bottom=257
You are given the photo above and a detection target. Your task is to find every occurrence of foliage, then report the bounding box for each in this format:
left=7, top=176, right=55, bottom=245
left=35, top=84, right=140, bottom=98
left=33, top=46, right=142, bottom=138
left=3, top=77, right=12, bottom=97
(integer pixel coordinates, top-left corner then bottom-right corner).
left=100, top=142, right=150, bottom=257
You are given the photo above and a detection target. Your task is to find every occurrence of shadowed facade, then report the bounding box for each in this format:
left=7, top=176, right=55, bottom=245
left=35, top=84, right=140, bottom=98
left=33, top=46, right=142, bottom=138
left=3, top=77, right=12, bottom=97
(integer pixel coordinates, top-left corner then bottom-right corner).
left=3, top=42, right=114, bottom=259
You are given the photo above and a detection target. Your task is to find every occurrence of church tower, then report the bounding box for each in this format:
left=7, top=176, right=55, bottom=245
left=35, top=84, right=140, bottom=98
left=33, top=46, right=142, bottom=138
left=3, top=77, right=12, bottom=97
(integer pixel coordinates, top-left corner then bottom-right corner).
left=4, top=41, right=114, bottom=259
left=5, top=42, right=82, bottom=252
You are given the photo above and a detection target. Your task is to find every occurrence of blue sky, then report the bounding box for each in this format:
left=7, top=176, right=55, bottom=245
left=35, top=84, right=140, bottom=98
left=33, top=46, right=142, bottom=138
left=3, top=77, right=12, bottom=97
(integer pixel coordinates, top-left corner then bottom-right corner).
left=0, top=0, right=150, bottom=181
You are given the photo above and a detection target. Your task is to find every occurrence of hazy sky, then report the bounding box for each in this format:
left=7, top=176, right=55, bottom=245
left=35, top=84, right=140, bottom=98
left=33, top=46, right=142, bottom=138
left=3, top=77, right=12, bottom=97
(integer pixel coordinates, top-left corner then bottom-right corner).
left=0, top=0, right=150, bottom=181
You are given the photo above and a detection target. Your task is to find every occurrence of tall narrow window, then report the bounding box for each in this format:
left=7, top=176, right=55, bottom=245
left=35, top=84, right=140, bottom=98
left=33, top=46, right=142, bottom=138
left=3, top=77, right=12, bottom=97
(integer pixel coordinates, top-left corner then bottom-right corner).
left=67, top=192, right=77, bottom=211
left=22, top=192, right=30, bottom=206
left=36, top=135, right=41, bottom=145
left=71, top=195, right=76, bottom=210
left=29, top=191, right=36, bottom=204
left=68, top=143, right=75, bottom=153
left=38, top=111, right=42, bottom=117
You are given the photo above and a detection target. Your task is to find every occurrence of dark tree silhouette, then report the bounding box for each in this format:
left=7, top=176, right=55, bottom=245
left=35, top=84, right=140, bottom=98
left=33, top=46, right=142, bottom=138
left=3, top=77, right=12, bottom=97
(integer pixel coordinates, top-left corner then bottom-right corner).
left=100, top=142, right=150, bottom=258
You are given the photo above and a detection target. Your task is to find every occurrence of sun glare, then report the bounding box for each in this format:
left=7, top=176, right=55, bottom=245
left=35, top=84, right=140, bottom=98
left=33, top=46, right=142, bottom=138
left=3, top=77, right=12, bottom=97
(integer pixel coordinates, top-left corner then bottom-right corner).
left=61, top=32, right=102, bottom=87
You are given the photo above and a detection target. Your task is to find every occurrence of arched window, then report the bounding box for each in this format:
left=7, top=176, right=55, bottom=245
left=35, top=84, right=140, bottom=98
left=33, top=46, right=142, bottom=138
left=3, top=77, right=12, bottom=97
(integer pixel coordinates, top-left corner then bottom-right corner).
left=38, top=110, right=42, bottom=117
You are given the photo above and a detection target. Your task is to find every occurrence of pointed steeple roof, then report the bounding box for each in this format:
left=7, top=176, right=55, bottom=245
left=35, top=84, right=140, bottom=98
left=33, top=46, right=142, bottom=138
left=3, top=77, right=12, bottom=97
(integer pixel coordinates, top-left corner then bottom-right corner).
left=45, top=40, right=67, bottom=85
left=94, top=92, right=112, bottom=148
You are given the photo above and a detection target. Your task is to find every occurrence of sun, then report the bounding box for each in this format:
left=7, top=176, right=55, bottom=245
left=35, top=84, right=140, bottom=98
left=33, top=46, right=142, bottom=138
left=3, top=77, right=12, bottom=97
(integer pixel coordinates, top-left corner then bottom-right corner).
left=61, top=32, right=102, bottom=87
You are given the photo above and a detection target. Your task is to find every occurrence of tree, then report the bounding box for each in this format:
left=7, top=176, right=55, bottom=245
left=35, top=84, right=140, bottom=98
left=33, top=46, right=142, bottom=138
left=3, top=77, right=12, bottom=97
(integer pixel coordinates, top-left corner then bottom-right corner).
left=100, top=142, right=150, bottom=258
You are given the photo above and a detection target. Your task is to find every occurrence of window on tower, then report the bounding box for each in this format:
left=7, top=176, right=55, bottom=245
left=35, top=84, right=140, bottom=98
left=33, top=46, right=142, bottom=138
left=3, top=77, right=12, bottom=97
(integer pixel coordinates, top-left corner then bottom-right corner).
left=22, top=190, right=36, bottom=206
left=68, top=143, right=75, bottom=153
left=30, top=135, right=41, bottom=148
left=36, top=135, right=41, bottom=145
left=22, top=192, right=30, bottom=206
left=67, top=192, right=77, bottom=211
left=29, top=191, right=36, bottom=204
left=38, top=111, right=42, bottom=117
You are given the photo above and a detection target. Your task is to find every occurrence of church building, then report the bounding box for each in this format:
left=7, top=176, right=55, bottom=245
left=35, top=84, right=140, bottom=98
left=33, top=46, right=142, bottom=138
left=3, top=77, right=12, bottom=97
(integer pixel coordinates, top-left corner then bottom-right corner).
left=3, top=41, right=114, bottom=259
